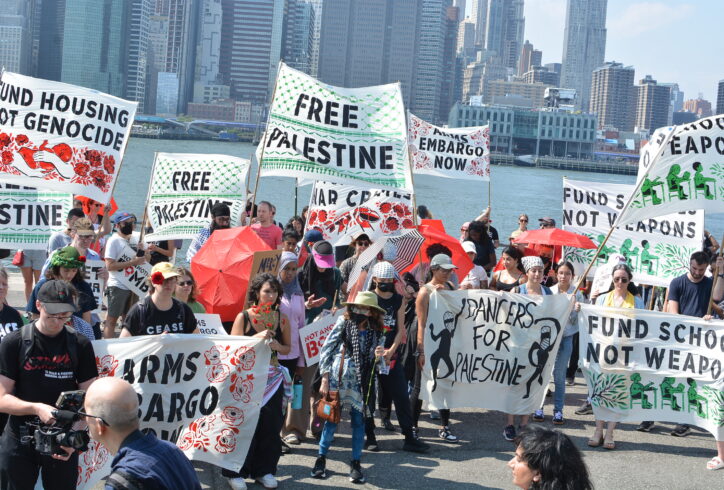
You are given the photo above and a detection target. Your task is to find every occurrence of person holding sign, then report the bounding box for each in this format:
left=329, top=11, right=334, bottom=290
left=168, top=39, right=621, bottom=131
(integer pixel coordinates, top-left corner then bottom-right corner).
left=311, top=292, right=386, bottom=483
left=120, top=263, right=198, bottom=337
left=224, top=273, right=291, bottom=490
left=173, top=267, right=206, bottom=314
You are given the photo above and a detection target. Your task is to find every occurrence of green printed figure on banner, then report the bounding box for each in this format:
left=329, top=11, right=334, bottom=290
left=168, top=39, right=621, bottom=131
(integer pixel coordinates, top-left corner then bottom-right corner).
left=693, top=162, right=716, bottom=200
left=639, top=240, right=658, bottom=275
left=629, top=373, right=655, bottom=409
left=619, top=238, right=639, bottom=266
left=660, top=377, right=685, bottom=411
left=666, top=164, right=690, bottom=200
left=596, top=233, right=617, bottom=263
left=686, top=378, right=708, bottom=418
left=641, top=176, right=663, bottom=205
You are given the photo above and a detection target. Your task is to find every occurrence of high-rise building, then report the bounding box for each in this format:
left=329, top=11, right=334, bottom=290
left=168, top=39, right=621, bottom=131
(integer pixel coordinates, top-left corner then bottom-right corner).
left=523, top=66, right=559, bottom=86
left=717, top=80, right=724, bottom=115
left=471, top=0, right=488, bottom=48
left=196, top=0, right=223, bottom=85
left=635, top=75, right=671, bottom=132
left=544, top=62, right=561, bottom=75
left=530, top=49, right=542, bottom=68
left=439, top=6, right=460, bottom=121
left=589, top=61, right=635, bottom=131
left=659, top=82, right=683, bottom=125
left=561, top=0, right=607, bottom=111
left=60, top=0, right=127, bottom=97
left=126, top=0, right=153, bottom=114
left=683, top=97, right=712, bottom=118
left=453, top=0, right=467, bottom=21
left=284, top=0, right=315, bottom=74
left=484, top=0, right=524, bottom=71
left=457, top=17, right=477, bottom=60
left=35, top=0, right=66, bottom=81
left=518, top=40, right=533, bottom=77
left=0, top=0, right=34, bottom=74
left=306, top=0, right=323, bottom=77
left=219, top=0, right=286, bottom=103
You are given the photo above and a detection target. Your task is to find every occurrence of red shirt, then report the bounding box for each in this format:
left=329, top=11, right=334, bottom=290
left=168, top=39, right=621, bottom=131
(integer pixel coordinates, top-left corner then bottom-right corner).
left=251, top=223, right=282, bottom=249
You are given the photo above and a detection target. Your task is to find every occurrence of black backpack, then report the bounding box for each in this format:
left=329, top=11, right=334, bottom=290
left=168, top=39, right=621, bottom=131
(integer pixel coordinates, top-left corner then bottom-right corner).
left=19, top=322, right=79, bottom=373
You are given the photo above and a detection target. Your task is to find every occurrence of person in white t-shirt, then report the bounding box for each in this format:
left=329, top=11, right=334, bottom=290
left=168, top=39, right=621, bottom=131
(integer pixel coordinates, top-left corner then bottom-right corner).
left=460, top=241, right=489, bottom=289
left=103, top=212, right=149, bottom=339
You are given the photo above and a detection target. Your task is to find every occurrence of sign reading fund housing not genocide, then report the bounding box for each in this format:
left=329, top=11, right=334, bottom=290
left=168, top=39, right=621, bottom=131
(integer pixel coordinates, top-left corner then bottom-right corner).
left=77, top=335, right=271, bottom=489
left=408, top=113, right=490, bottom=181
left=422, top=290, right=573, bottom=414
left=145, top=153, right=249, bottom=241
left=578, top=304, right=724, bottom=440
left=257, top=63, right=412, bottom=190
left=0, top=72, right=137, bottom=203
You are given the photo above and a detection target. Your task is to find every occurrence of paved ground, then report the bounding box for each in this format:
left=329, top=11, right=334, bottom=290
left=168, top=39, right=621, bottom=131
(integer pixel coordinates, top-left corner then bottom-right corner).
left=5, top=270, right=721, bottom=489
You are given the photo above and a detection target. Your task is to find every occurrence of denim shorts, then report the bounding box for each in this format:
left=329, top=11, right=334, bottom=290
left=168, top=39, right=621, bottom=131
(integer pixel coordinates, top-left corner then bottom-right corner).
left=20, top=249, right=47, bottom=270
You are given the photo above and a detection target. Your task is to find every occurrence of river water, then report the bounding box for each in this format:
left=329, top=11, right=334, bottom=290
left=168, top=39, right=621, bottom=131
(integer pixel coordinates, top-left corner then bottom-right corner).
left=116, top=137, right=721, bottom=243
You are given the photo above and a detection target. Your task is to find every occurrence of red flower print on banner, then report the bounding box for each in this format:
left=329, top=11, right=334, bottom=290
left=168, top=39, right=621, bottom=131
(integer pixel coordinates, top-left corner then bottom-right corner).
left=221, top=406, right=245, bottom=426
left=103, top=155, right=115, bottom=174
left=205, top=345, right=231, bottom=365
left=75, top=163, right=90, bottom=177
left=207, top=363, right=230, bottom=383
left=230, top=372, right=254, bottom=403
left=230, top=346, right=256, bottom=370
left=0, top=133, right=10, bottom=149
left=15, top=134, right=28, bottom=145
left=96, top=355, right=118, bottom=378
left=85, top=149, right=102, bottom=167
left=412, top=150, right=431, bottom=170
left=78, top=441, right=110, bottom=485
left=1, top=151, right=12, bottom=165
left=214, top=427, right=239, bottom=454
left=178, top=415, right=217, bottom=452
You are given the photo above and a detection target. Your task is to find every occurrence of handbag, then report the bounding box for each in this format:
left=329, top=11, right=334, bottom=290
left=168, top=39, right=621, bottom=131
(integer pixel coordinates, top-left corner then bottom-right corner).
left=315, top=347, right=345, bottom=424
left=11, top=250, right=24, bottom=267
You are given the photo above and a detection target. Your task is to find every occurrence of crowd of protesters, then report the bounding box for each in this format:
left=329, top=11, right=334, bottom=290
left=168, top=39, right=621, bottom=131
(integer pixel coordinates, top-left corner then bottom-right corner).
left=1, top=197, right=723, bottom=490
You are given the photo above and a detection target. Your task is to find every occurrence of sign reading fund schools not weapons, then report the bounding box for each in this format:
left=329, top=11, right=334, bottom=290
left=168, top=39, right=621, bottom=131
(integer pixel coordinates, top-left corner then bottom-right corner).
left=422, top=290, right=573, bottom=414
left=617, top=115, right=724, bottom=226
left=145, top=153, right=249, bottom=241
left=0, top=183, right=73, bottom=250
left=408, top=114, right=490, bottom=181
left=76, top=335, right=271, bottom=489
left=562, top=178, right=704, bottom=287
left=0, top=72, right=136, bottom=203
left=257, top=63, right=412, bottom=190
left=578, top=305, right=724, bottom=440
left=305, top=181, right=415, bottom=246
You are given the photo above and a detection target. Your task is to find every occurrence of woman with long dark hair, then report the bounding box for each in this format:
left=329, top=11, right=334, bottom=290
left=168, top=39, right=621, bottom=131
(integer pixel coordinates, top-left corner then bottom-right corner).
left=299, top=240, right=341, bottom=323
left=311, top=292, right=386, bottom=484
left=490, top=246, right=526, bottom=291
left=224, top=273, right=292, bottom=490
left=508, top=425, right=593, bottom=490
left=466, top=220, right=496, bottom=273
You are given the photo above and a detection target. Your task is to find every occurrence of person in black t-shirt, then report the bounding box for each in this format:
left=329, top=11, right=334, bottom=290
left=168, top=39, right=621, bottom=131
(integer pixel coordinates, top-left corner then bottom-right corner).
left=121, top=262, right=198, bottom=337
left=0, top=267, right=23, bottom=438
left=0, top=280, right=98, bottom=490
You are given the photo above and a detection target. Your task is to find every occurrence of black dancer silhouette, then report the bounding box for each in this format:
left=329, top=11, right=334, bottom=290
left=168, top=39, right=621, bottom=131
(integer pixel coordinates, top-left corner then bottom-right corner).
left=429, top=298, right=465, bottom=392
left=523, top=318, right=561, bottom=399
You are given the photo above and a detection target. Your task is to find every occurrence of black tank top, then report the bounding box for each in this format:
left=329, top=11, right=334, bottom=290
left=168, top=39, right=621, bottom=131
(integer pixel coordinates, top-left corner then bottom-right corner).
left=496, top=272, right=522, bottom=292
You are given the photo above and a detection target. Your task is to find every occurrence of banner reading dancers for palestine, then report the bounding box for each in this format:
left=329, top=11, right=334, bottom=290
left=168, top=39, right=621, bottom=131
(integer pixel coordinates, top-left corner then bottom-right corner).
left=616, top=115, right=724, bottom=226
left=0, top=72, right=137, bottom=203
left=407, top=113, right=490, bottom=181
left=422, top=290, right=573, bottom=414
left=562, top=178, right=704, bottom=286
left=145, top=153, right=249, bottom=241
left=257, top=63, right=412, bottom=190
left=578, top=305, right=724, bottom=440
left=305, top=181, right=415, bottom=246
left=76, top=335, right=271, bottom=489
left=0, top=183, right=73, bottom=250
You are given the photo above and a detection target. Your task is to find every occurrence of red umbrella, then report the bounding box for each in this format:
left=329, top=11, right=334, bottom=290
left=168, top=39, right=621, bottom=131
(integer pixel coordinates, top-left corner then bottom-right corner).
left=513, top=228, right=596, bottom=249
left=402, top=224, right=473, bottom=281
left=191, top=227, right=271, bottom=322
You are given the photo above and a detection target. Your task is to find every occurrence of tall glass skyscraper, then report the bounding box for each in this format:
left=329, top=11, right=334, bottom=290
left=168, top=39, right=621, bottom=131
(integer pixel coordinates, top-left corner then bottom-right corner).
left=0, top=0, right=33, bottom=74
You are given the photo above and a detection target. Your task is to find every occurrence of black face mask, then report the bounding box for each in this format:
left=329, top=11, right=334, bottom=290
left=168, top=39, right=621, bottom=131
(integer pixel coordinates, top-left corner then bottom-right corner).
left=119, top=222, right=133, bottom=235
left=376, top=282, right=394, bottom=293
left=350, top=312, right=369, bottom=324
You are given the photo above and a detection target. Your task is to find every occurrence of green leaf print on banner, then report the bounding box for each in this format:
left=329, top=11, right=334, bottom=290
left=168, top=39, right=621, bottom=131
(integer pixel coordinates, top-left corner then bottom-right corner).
left=587, top=372, right=629, bottom=409
left=653, top=243, right=692, bottom=278
left=701, top=386, right=724, bottom=427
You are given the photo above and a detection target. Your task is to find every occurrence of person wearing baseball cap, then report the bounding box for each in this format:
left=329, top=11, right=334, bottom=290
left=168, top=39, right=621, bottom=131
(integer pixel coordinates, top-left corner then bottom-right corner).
left=366, top=261, right=429, bottom=453
left=299, top=240, right=342, bottom=323
left=339, top=234, right=372, bottom=299
left=0, top=279, right=99, bottom=488
left=460, top=241, right=489, bottom=289
left=538, top=217, right=556, bottom=228
left=120, top=262, right=198, bottom=337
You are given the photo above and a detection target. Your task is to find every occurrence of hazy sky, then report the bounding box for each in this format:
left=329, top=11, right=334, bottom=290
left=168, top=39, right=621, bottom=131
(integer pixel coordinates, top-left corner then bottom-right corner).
left=471, top=0, right=722, bottom=103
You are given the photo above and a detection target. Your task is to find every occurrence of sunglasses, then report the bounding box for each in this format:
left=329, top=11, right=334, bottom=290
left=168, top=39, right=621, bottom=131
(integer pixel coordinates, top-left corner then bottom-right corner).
left=460, top=228, right=468, bottom=232
left=519, top=219, right=528, bottom=222
left=613, top=277, right=629, bottom=283
left=177, top=281, right=193, bottom=286
left=357, top=241, right=370, bottom=247
left=78, top=410, right=110, bottom=427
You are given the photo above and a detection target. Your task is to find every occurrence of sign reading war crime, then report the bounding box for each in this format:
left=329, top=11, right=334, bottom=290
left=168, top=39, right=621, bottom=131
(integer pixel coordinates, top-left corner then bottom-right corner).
left=562, top=178, right=704, bottom=287
left=408, top=114, right=490, bottom=181
left=145, top=153, right=249, bottom=241
left=422, top=290, right=573, bottom=414
left=258, top=62, right=412, bottom=190
left=0, top=183, right=72, bottom=250
left=578, top=305, right=723, bottom=440
left=77, top=335, right=270, bottom=489
left=305, top=181, right=414, bottom=246
left=0, top=72, right=137, bottom=203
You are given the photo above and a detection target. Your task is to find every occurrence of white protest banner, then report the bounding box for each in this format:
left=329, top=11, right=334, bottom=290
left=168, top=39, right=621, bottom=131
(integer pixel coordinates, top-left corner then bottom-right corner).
left=0, top=72, right=137, bottom=203
left=145, top=153, right=249, bottom=241
left=115, top=244, right=152, bottom=298
left=77, top=335, right=271, bottom=489
left=305, top=181, right=415, bottom=246
left=82, top=259, right=105, bottom=316
left=299, top=309, right=346, bottom=365
left=617, top=115, right=724, bottom=226
left=578, top=304, right=723, bottom=440
left=0, top=183, right=72, bottom=250
left=195, top=313, right=227, bottom=335
left=257, top=62, right=412, bottom=190
left=408, top=113, right=490, bottom=181
left=422, top=290, right=573, bottom=414
left=562, top=178, right=704, bottom=286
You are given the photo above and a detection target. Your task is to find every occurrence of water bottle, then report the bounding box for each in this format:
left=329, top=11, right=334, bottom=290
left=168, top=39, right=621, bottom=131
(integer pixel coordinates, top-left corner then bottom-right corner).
left=292, top=376, right=303, bottom=410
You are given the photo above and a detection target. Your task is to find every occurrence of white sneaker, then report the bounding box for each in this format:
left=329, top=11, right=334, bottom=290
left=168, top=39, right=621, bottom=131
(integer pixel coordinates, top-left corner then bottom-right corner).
left=227, top=477, right=247, bottom=490
left=255, top=474, right=278, bottom=489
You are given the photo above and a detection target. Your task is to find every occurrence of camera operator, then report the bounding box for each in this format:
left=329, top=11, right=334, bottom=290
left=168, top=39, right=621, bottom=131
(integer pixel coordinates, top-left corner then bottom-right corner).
left=84, top=377, right=201, bottom=490
left=0, top=280, right=98, bottom=489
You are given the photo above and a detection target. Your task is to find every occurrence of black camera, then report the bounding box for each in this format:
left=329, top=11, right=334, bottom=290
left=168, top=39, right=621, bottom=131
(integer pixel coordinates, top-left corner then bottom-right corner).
left=21, top=390, right=90, bottom=456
